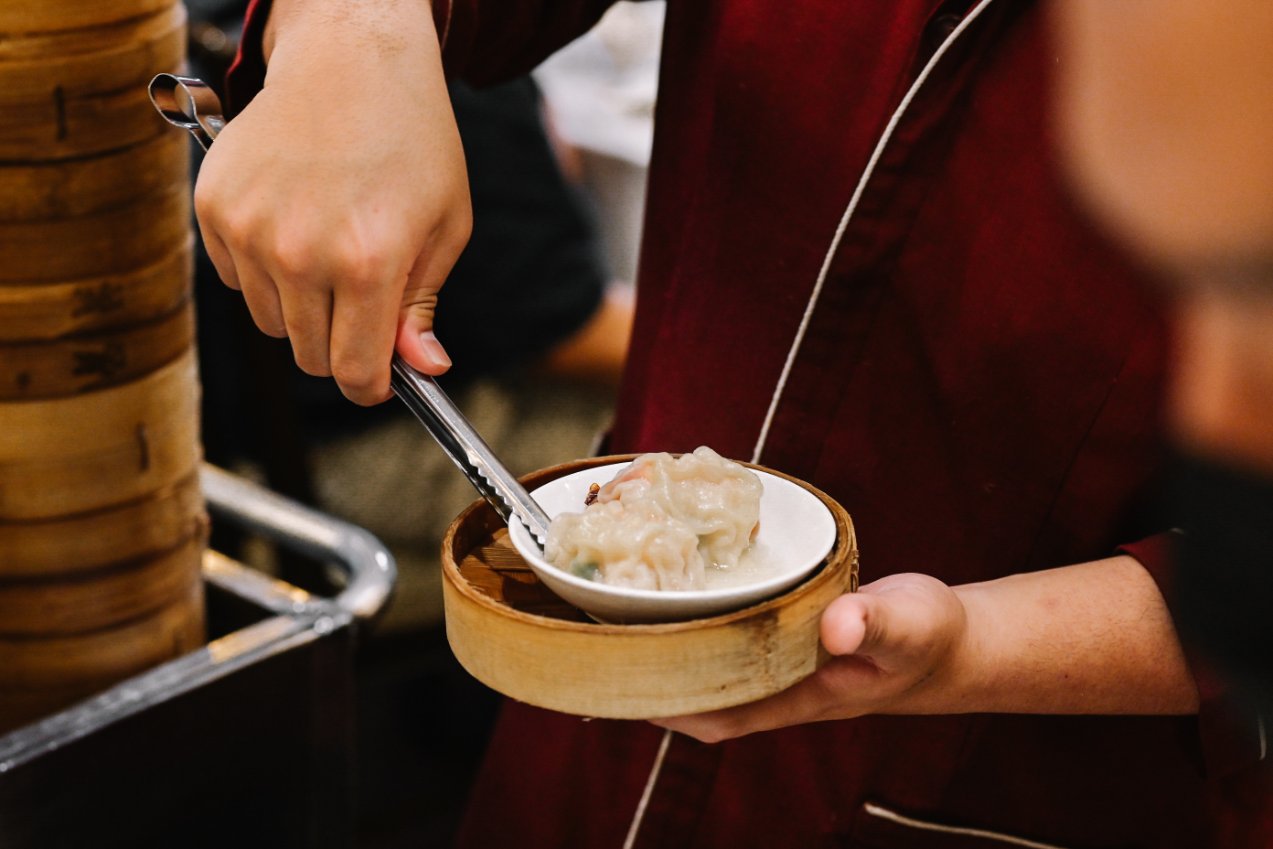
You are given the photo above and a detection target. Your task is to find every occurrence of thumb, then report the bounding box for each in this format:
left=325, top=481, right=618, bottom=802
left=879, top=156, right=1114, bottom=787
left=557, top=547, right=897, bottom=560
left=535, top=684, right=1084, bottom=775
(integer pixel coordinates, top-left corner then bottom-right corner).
left=820, top=592, right=888, bottom=658
left=395, top=269, right=452, bottom=376
left=819, top=588, right=911, bottom=661
left=821, top=574, right=963, bottom=664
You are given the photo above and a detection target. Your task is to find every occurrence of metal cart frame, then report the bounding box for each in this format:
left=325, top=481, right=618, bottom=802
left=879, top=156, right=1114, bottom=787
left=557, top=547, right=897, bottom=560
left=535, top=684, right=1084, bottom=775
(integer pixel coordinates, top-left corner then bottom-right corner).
left=0, top=465, right=396, bottom=849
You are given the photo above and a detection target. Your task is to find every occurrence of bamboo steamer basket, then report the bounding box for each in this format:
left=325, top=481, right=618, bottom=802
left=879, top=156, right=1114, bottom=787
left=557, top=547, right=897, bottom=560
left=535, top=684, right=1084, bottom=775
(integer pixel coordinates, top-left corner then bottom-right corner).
left=0, top=6, right=185, bottom=104
left=0, top=131, right=188, bottom=223
left=0, top=0, right=175, bottom=35
left=0, top=530, right=205, bottom=635
left=442, top=456, right=859, bottom=719
left=0, top=348, right=202, bottom=520
left=0, top=6, right=182, bottom=162
left=0, top=0, right=206, bottom=736
left=0, top=404, right=200, bottom=520
left=0, top=299, right=193, bottom=400
left=0, top=578, right=205, bottom=731
left=0, top=183, right=188, bottom=284
left=0, top=237, right=191, bottom=341
left=0, top=78, right=168, bottom=163
left=0, top=471, right=204, bottom=577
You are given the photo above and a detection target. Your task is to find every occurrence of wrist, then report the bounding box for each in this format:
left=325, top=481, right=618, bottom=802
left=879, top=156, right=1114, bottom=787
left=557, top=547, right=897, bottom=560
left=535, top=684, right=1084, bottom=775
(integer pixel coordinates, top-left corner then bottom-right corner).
left=943, top=582, right=1002, bottom=712
left=888, top=584, right=995, bottom=715
left=263, top=0, right=437, bottom=66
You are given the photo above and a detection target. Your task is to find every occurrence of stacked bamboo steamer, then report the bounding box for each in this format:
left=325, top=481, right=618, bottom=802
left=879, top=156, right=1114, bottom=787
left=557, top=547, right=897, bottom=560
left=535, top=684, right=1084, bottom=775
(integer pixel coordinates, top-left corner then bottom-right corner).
left=0, top=0, right=207, bottom=733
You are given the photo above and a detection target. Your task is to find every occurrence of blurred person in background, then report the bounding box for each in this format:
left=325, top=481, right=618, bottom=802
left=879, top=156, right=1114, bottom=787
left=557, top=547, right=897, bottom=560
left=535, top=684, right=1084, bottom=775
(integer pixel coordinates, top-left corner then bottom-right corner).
left=534, top=1, right=664, bottom=287
left=1055, top=0, right=1273, bottom=715
left=201, top=1, right=1273, bottom=847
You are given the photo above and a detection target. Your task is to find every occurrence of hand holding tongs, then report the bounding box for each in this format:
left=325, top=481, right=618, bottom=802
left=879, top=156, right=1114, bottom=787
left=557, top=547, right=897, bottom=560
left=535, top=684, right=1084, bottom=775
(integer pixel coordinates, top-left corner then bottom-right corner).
left=148, top=73, right=551, bottom=547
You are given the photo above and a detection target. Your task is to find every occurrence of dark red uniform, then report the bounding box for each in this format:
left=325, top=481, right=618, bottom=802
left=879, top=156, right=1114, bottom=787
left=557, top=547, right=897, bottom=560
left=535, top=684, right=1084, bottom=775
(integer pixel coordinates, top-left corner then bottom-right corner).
left=230, top=1, right=1273, bottom=845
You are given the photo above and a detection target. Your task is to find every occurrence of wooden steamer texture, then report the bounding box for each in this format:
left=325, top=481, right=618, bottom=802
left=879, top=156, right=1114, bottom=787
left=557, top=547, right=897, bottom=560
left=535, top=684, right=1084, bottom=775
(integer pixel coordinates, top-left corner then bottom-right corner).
left=442, top=457, right=860, bottom=719
left=0, top=1, right=205, bottom=733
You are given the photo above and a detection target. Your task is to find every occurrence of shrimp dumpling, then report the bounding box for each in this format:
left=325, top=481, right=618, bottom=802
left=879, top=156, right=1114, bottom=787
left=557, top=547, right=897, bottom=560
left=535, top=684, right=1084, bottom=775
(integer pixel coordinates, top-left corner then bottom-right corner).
left=545, top=447, right=763, bottom=590
left=546, top=499, right=704, bottom=590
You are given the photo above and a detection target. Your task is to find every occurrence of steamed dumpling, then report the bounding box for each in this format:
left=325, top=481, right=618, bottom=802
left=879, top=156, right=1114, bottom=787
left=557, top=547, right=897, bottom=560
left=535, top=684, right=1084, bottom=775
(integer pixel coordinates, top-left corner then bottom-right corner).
left=545, top=446, right=762, bottom=590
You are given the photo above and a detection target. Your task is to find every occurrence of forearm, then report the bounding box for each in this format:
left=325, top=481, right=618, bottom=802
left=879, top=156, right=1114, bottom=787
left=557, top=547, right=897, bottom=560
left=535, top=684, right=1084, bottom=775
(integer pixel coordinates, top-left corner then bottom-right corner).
left=943, top=556, right=1200, bottom=715
left=235, top=0, right=617, bottom=107
left=656, top=558, right=1201, bottom=742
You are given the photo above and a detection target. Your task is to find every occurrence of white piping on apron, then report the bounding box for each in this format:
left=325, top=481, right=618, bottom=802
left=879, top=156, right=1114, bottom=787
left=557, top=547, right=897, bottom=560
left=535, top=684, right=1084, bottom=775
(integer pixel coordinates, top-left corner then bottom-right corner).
left=752, top=0, right=999, bottom=466
left=623, top=2, right=999, bottom=846
left=862, top=802, right=1074, bottom=849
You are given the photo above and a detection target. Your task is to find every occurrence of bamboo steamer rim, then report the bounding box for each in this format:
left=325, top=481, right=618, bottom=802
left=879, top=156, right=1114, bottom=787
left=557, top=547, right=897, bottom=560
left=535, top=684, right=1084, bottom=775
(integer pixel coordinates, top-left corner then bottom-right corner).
left=0, top=528, right=206, bottom=636
left=0, top=0, right=177, bottom=36
left=0, top=236, right=192, bottom=341
left=0, top=577, right=204, bottom=689
left=0, top=348, right=202, bottom=520
left=0, top=129, right=189, bottom=224
left=0, top=182, right=189, bottom=284
left=0, top=572, right=201, bottom=733
left=0, top=471, right=205, bottom=577
left=0, top=5, right=186, bottom=104
left=441, top=454, right=859, bottom=718
left=0, top=299, right=194, bottom=401
left=0, top=78, right=170, bottom=162
left=0, top=344, right=196, bottom=459
left=0, top=402, right=201, bottom=520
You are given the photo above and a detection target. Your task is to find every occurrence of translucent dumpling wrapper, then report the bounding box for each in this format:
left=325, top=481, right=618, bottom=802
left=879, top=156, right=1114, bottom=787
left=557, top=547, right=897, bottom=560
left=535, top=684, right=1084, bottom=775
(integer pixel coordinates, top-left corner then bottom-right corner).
left=545, top=447, right=763, bottom=590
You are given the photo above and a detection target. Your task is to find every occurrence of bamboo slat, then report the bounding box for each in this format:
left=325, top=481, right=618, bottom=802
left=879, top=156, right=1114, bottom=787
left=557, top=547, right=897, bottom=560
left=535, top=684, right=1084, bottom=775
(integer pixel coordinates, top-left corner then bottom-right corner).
left=0, top=0, right=175, bottom=37
left=0, top=131, right=187, bottom=223
left=0, top=184, right=189, bottom=284
left=0, top=300, right=193, bottom=400
left=0, top=6, right=185, bottom=104
left=0, top=350, right=202, bottom=520
left=0, top=237, right=191, bottom=341
left=0, top=531, right=205, bottom=635
left=0, top=579, right=204, bottom=732
left=0, top=472, right=204, bottom=577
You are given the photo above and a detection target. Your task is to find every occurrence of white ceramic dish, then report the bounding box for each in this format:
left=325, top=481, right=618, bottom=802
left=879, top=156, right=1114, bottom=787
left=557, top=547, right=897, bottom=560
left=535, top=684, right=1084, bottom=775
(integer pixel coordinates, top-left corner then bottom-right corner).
left=507, top=461, right=837, bottom=623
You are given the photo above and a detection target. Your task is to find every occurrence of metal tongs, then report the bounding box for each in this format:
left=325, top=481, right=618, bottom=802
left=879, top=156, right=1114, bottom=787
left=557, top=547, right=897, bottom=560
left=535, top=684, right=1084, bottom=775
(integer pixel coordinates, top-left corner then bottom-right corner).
left=148, top=73, right=551, bottom=547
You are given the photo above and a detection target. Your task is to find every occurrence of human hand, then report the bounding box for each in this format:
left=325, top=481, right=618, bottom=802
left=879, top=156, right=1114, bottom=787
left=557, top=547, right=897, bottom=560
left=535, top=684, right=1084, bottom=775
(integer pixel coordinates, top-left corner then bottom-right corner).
left=652, top=573, right=974, bottom=743
left=194, top=0, right=471, bottom=404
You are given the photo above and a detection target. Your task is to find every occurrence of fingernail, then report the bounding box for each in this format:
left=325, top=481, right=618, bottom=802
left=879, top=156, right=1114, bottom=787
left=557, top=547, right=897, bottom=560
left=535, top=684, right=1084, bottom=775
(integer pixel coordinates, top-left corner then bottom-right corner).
left=419, top=330, right=452, bottom=369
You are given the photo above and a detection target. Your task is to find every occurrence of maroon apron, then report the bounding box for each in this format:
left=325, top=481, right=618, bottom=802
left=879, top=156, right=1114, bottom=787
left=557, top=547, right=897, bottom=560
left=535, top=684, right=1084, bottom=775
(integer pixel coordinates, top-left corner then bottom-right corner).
left=227, top=0, right=1273, bottom=845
